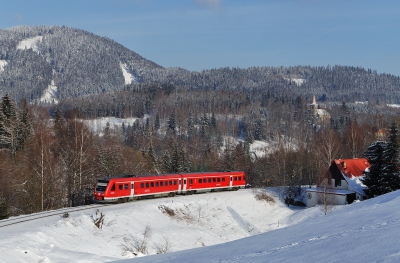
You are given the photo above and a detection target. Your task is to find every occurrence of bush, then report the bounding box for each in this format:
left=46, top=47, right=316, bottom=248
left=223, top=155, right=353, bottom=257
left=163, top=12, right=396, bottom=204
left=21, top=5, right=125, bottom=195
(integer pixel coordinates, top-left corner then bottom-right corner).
left=158, top=205, right=175, bottom=217
left=93, top=209, right=105, bottom=229
left=62, top=212, right=70, bottom=218
left=0, top=198, right=9, bottom=220
left=254, top=190, right=275, bottom=205
left=293, top=201, right=306, bottom=207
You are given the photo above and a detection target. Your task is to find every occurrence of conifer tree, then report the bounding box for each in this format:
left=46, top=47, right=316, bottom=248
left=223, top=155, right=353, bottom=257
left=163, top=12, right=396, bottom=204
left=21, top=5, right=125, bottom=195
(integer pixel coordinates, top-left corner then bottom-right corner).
left=17, top=99, right=34, bottom=151
left=167, top=110, right=176, bottom=133
left=53, top=107, right=64, bottom=139
left=154, top=113, right=160, bottom=131
left=381, top=122, right=400, bottom=191
left=210, top=112, right=217, bottom=128
left=362, top=141, right=387, bottom=197
left=187, top=111, right=194, bottom=136
left=0, top=197, right=8, bottom=220
left=0, top=94, right=19, bottom=156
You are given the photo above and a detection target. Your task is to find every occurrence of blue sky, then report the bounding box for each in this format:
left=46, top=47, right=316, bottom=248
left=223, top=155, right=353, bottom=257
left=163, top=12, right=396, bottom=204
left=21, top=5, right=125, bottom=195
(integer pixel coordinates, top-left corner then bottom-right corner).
left=2, top=0, right=400, bottom=76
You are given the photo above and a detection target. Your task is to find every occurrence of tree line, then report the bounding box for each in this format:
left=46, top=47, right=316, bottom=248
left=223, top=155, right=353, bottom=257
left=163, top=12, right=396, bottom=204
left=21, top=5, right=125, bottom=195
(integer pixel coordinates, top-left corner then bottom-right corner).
left=0, top=86, right=399, bottom=219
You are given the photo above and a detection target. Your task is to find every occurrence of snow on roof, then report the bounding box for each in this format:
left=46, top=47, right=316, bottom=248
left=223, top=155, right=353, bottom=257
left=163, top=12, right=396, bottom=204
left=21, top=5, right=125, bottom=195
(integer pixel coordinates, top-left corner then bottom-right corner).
left=306, top=187, right=355, bottom=195
left=345, top=175, right=366, bottom=196
left=334, top=158, right=369, bottom=195
left=317, top=108, right=330, bottom=116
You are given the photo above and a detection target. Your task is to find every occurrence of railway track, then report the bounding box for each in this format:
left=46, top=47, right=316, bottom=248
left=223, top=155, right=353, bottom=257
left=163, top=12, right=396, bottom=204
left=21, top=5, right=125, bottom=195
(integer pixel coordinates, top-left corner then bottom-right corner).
left=0, top=203, right=109, bottom=228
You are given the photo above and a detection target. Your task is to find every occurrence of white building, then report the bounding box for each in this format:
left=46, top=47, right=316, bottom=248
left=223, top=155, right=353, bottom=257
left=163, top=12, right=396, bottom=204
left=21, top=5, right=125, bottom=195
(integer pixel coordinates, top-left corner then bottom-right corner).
left=306, top=158, right=369, bottom=207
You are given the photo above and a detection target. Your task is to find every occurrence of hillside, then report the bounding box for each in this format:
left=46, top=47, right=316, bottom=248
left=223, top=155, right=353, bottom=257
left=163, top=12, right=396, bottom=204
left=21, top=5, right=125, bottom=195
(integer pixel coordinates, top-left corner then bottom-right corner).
left=1, top=26, right=400, bottom=106
left=0, top=25, right=162, bottom=102
left=1, top=189, right=399, bottom=262
left=0, top=189, right=303, bottom=262
left=129, top=190, right=400, bottom=263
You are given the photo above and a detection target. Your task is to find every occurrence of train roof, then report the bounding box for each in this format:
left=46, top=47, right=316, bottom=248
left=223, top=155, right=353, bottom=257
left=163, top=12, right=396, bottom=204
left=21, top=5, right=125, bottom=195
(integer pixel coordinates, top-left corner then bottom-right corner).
left=97, top=171, right=244, bottom=182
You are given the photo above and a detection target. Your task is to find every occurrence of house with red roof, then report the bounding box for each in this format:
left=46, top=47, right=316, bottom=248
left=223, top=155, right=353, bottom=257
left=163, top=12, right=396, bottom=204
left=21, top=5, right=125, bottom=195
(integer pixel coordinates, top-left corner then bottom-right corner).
left=306, top=158, right=370, bottom=207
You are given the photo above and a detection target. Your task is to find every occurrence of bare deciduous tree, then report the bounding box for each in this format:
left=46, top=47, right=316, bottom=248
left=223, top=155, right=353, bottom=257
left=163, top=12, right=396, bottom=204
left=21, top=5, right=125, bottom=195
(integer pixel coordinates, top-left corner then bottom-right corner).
left=133, top=225, right=152, bottom=254
left=153, top=236, right=171, bottom=254
left=317, top=179, right=337, bottom=215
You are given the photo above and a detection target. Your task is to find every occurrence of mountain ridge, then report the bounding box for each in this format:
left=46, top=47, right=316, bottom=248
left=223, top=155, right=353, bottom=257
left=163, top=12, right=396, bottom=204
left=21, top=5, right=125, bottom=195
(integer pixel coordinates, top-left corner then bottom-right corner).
left=0, top=25, right=162, bottom=102
left=1, top=25, right=400, bottom=105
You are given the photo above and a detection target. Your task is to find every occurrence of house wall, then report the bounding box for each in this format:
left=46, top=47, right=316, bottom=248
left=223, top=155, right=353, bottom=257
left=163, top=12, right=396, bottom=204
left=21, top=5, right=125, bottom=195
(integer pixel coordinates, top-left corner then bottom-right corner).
left=306, top=191, right=318, bottom=207
left=317, top=192, right=347, bottom=206
left=356, top=192, right=364, bottom=201
left=336, top=179, right=348, bottom=190
left=306, top=190, right=347, bottom=207
left=333, top=194, right=347, bottom=205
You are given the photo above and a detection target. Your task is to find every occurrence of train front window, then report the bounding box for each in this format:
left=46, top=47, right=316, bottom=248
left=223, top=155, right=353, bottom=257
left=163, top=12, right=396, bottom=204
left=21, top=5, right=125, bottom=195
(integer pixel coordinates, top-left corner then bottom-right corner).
left=96, top=180, right=108, bottom=192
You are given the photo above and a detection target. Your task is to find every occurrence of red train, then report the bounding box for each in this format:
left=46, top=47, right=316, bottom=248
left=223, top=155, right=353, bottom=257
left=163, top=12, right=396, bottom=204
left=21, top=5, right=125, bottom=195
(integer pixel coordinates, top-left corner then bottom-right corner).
left=94, top=171, right=246, bottom=203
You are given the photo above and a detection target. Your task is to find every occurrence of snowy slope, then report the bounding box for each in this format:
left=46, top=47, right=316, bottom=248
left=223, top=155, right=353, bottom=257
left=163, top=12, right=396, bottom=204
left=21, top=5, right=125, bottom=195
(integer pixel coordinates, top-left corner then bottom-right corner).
left=16, top=36, right=43, bottom=52
left=0, top=189, right=302, bottom=262
left=84, top=117, right=140, bottom=135
left=120, top=62, right=137, bottom=85
left=125, top=191, right=400, bottom=263
left=1, top=189, right=399, bottom=262
left=39, top=80, right=59, bottom=104
left=0, top=60, right=7, bottom=72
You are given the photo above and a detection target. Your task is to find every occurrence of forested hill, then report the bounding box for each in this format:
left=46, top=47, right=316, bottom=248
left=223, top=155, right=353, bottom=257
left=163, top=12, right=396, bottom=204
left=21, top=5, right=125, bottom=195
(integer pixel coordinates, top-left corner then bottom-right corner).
left=146, top=65, right=400, bottom=105
left=1, top=25, right=400, bottom=105
left=0, top=25, right=162, bottom=102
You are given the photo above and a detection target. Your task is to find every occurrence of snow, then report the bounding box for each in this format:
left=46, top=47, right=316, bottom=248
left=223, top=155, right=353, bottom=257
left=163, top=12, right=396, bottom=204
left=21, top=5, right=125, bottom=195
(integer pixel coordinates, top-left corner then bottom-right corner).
left=123, top=190, right=400, bottom=263
left=120, top=62, right=137, bottom=85
left=387, top=104, right=400, bottom=108
left=306, top=187, right=355, bottom=195
left=84, top=117, right=140, bottom=135
left=1, top=188, right=400, bottom=262
left=0, top=60, right=7, bottom=72
left=16, top=36, right=43, bottom=52
left=345, top=175, right=366, bottom=196
left=221, top=137, right=297, bottom=159
left=39, top=80, right=59, bottom=104
left=283, top=77, right=305, bottom=86
left=291, top=78, right=305, bottom=86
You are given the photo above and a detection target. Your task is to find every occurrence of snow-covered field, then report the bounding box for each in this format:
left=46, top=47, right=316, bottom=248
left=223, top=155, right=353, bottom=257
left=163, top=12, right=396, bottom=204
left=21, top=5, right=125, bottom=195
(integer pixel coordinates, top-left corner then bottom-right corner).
left=1, top=188, right=399, bottom=262
left=0, top=189, right=304, bottom=262
left=84, top=117, right=141, bottom=135
left=130, top=190, right=400, bottom=263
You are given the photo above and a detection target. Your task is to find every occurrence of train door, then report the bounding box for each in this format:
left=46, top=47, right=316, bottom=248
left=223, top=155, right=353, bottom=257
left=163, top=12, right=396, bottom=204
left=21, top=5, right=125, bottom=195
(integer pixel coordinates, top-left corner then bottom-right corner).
left=229, top=176, right=233, bottom=187
left=178, top=179, right=182, bottom=193
left=183, top=178, right=187, bottom=191
left=130, top=182, right=134, bottom=198
left=188, top=178, right=193, bottom=190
